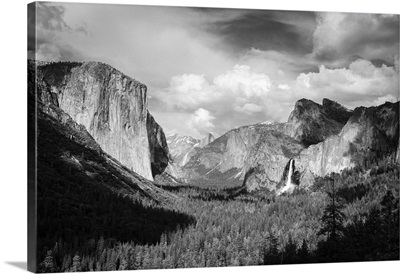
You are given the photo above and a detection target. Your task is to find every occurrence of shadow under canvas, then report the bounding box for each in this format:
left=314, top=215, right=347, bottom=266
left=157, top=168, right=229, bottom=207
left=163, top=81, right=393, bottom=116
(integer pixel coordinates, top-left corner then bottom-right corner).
left=5, top=261, right=27, bottom=271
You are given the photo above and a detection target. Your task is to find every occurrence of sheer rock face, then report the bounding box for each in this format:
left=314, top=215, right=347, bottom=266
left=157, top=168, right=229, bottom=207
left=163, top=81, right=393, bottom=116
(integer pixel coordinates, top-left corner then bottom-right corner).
left=37, top=61, right=169, bottom=180
left=397, top=134, right=400, bottom=163
left=147, top=112, right=169, bottom=177
left=184, top=123, right=303, bottom=188
left=241, top=128, right=304, bottom=192
left=298, top=101, right=399, bottom=177
left=285, top=98, right=353, bottom=146
left=28, top=60, right=178, bottom=206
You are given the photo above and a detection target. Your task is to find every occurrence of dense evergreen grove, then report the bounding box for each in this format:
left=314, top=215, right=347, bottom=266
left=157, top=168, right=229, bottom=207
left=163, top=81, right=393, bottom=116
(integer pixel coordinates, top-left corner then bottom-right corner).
left=37, top=155, right=399, bottom=272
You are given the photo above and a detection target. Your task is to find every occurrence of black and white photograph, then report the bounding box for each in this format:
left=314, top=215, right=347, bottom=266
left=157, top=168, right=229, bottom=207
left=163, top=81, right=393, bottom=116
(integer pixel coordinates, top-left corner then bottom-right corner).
left=24, top=0, right=399, bottom=273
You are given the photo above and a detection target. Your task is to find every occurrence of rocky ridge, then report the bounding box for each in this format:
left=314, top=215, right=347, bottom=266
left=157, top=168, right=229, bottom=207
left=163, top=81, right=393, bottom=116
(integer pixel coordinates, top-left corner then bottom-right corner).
left=183, top=122, right=303, bottom=189
left=298, top=101, right=399, bottom=177
left=167, top=132, right=217, bottom=167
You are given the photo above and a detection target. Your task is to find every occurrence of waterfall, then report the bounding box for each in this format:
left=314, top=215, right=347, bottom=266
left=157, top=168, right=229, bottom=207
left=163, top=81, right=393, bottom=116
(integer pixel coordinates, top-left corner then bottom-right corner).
left=278, top=158, right=294, bottom=195
left=286, top=159, right=294, bottom=186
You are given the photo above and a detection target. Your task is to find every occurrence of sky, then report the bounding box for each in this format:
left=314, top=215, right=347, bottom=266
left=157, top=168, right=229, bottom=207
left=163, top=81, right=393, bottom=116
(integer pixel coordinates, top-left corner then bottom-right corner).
left=28, top=2, right=400, bottom=138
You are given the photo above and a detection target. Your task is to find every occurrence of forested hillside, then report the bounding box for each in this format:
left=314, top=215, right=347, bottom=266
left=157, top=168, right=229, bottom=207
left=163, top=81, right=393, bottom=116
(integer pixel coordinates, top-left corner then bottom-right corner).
left=37, top=155, right=399, bottom=272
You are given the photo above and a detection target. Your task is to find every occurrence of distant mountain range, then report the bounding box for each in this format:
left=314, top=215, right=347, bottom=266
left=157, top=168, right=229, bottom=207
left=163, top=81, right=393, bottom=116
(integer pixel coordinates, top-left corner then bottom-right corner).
left=166, top=132, right=217, bottom=167
left=31, top=60, right=400, bottom=196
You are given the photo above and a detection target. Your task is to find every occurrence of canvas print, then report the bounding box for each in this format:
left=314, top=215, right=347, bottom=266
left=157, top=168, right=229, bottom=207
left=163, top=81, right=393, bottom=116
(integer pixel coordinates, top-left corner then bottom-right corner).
left=27, top=2, right=400, bottom=273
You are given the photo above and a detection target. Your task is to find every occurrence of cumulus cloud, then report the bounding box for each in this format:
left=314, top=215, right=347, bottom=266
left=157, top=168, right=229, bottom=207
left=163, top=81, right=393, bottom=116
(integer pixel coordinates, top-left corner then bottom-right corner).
left=158, top=65, right=272, bottom=111
left=312, top=13, right=399, bottom=67
left=187, top=108, right=216, bottom=136
left=278, top=84, right=290, bottom=90
left=214, top=65, right=272, bottom=97
left=152, top=65, right=295, bottom=136
left=293, top=59, right=399, bottom=108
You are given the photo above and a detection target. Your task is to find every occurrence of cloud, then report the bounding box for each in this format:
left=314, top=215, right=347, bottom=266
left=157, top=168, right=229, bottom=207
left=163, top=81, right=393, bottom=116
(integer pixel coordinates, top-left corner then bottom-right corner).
left=187, top=108, right=216, bottom=136
left=238, top=48, right=320, bottom=81
left=235, top=103, right=263, bottom=115
left=214, top=65, right=272, bottom=97
left=29, top=2, right=88, bottom=61
left=278, top=84, right=290, bottom=90
left=152, top=65, right=291, bottom=137
left=34, top=43, right=85, bottom=62
left=311, top=13, right=399, bottom=67
left=157, top=65, right=274, bottom=112
left=165, top=74, right=214, bottom=110
left=204, top=9, right=316, bottom=56
left=293, top=59, right=399, bottom=108
left=157, top=65, right=272, bottom=111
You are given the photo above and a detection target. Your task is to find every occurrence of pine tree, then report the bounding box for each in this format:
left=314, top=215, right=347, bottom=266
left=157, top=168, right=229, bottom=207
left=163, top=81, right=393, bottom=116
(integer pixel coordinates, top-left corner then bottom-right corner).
left=71, top=254, right=81, bottom=272
left=98, top=248, right=107, bottom=270
left=43, top=250, right=54, bottom=272
left=97, top=236, right=105, bottom=255
left=61, top=254, right=71, bottom=272
left=380, top=190, right=400, bottom=256
left=317, top=175, right=345, bottom=261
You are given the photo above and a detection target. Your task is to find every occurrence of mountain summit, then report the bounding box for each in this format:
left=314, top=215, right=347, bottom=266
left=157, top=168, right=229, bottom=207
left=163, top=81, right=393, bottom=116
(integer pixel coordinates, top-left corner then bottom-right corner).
left=285, top=98, right=353, bottom=146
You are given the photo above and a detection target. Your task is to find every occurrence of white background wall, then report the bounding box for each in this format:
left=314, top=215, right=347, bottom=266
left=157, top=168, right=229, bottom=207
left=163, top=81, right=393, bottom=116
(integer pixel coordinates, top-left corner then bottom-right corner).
left=0, top=0, right=399, bottom=273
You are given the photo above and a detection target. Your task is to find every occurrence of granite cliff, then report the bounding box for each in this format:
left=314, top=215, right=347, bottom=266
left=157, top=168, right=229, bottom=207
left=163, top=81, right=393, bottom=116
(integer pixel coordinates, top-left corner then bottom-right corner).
left=183, top=122, right=303, bottom=189
left=285, top=98, right=353, bottom=146
left=29, top=60, right=178, bottom=205
left=298, top=101, right=399, bottom=177
left=37, top=61, right=169, bottom=180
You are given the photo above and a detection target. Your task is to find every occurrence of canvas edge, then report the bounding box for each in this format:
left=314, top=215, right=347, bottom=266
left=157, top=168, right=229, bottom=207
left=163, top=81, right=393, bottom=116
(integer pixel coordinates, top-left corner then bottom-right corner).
left=27, top=2, right=37, bottom=273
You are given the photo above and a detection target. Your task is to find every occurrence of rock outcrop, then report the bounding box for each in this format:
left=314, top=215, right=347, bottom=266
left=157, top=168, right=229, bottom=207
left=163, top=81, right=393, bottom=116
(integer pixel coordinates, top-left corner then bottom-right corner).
left=184, top=123, right=303, bottom=189
left=285, top=98, right=353, bottom=146
left=37, top=61, right=169, bottom=180
left=299, top=101, right=399, bottom=177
